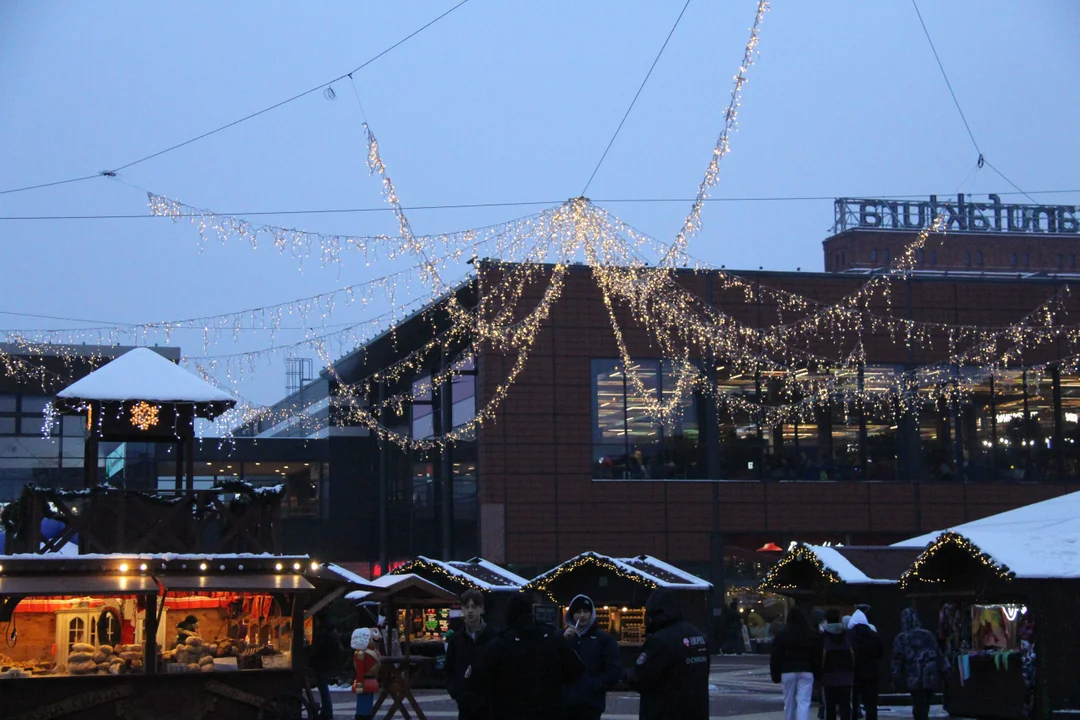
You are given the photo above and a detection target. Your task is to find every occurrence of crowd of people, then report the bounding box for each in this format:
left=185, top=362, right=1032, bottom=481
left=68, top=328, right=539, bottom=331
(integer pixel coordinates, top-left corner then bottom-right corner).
left=770, top=605, right=948, bottom=720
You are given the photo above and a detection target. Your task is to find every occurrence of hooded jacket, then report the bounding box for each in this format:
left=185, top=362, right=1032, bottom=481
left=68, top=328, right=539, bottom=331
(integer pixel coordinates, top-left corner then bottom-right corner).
left=769, top=615, right=820, bottom=683
left=623, top=588, right=710, bottom=720
left=562, top=594, right=622, bottom=713
left=847, top=610, right=883, bottom=681
left=820, top=621, right=854, bottom=687
left=891, top=608, right=948, bottom=691
left=476, top=595, right=583, bottom=720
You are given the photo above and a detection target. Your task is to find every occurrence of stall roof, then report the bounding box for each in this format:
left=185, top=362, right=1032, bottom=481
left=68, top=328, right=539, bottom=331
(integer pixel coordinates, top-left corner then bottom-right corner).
left=53, top=347, right=235, bottom=415
left=158, top=574, right=314, bottom=593
left=895, top=489, right=1080, bottom=548
left=905, top=529, right=1080, bottom=581
left=0, top=575, right=157, bottom=596
left=345, top=573, right=460, bottom=605
left=392, top=556, right=528, bottom=592
left=526, top=551, right=712, bottom=592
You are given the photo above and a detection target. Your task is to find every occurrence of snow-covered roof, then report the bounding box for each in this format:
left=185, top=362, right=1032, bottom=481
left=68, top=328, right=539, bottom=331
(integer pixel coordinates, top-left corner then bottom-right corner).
left=55, top=347, right=235, bottom=406
left=344, top=573, right=460, bottom=603
left=894, top=489, right=1080, bottom=548
left=807, top=546, right=916, bottom=585
left=526, top=551, right=711, bottom=591
left=391, top=556, right=527, bottom=592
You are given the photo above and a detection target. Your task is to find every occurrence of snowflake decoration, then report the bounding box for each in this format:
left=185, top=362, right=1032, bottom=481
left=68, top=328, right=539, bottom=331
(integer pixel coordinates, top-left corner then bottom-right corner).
left=130, top=401, right=160, bottom=431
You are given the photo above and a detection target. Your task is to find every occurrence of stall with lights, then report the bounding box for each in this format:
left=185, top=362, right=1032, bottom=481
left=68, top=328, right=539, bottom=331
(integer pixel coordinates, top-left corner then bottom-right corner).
left=0, top=553, right=368, bottom=719
left=389, top=556, right=528, bottom=635
left=899, top=529, right=1079, bottom=720
left=524, top=551, right=711, bottom=663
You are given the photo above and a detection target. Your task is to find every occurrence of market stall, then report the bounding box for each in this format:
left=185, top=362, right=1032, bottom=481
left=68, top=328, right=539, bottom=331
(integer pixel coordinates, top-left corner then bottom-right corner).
left=524, top=552, right=711, bottom=666
left=390, top=555, right=528, bottom=631
left=899, top=529, right=1079, bottom=720
left=0, top=553, right=357, bottom=720
left=759, top=543, right=922, bottom=690
left=346, top=573, right=460, bottom=717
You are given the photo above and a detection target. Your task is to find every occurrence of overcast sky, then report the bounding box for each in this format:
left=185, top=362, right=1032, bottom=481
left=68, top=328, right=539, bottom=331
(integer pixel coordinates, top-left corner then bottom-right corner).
left=2, top=1, right=1078, bottom=410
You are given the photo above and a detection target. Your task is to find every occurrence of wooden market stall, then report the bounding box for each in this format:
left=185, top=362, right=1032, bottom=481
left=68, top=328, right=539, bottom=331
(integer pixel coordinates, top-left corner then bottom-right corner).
left=524, top=551, right=711, bottom=666
left=899, top=529, right=1078, bottom=720
left=389, top=555, right=528, bottom=634
left=759, top=543, right=923, bottom=695
left=0, top=553, right=368, bottom=720
left=345, top=573, right=460, bottom=719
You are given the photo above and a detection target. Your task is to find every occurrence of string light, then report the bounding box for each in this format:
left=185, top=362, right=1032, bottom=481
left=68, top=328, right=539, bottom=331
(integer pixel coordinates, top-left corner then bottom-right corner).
left=759, top=544, right=842, bottom=592
left=899, top=532, right=1015, bottom=591
left=525, top=551, right=659, bottom=593
left=129, top=401, right=160, bottom=431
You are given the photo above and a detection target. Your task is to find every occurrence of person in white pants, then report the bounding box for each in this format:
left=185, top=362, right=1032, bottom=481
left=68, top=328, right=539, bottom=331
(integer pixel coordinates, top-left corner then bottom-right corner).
left=771, top=608, right=821, bottom=720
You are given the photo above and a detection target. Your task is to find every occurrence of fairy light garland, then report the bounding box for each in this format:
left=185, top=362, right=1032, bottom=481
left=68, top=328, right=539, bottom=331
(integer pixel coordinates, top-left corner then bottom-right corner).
left=759, top=544, right=843, bottom=592
left=525, top=552, right=659, bottom=593
left=900, top=532, right=1015, bottom=591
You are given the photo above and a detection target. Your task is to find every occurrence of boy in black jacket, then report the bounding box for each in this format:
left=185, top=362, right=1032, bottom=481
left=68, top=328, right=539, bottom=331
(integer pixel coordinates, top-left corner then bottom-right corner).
left=444, top=589, right=497, bottom=720
left=562, top=594, right=622, bottom=720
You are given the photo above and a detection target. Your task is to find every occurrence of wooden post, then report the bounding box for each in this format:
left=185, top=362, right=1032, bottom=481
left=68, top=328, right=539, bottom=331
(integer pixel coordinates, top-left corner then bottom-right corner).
left=174, top=439, right=184, bottom=495
left=84, top=431, right=99, bottom=488
left=184, top=435, right=195, bottom=493
left=144, top=594, right=161, bottom=675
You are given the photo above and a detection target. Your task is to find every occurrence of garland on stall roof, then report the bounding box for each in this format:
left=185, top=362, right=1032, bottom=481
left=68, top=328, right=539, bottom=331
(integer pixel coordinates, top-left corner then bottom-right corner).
left=391, top=557, right=487, bottom=591
left=525, top=552, right=658, bottom=594
left=758, top=544, right=842, bottom=592
left=899, top=532, right=1015, bottom=591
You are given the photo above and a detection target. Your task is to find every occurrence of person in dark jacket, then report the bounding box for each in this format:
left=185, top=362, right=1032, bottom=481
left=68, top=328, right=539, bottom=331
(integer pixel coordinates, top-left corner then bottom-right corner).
left=562, top=594, right=622, bottom=720
left=444, top=589, right=497, bottom=720
left=770, top=607, right=820, bottom=720
left=475, top=592, right=583, bottom=720
left=623, top=588, right=710, bottom=720
left=308, top=614, right=344, bottom=720
left=849, top=609, right=883, bottom=720
left=891, top=608, right=948, bottom=720
left=820, top=609, right=854, bottom=720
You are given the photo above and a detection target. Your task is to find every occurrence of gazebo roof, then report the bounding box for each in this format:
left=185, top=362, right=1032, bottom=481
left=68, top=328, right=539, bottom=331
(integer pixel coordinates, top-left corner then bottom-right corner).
left=760, top=544, right=923, bottom=592
left=54, top=347, right=235, bottom=417
left=525, top=551, right=712, bottom=593
left=391, top=556, right=528, bottom=592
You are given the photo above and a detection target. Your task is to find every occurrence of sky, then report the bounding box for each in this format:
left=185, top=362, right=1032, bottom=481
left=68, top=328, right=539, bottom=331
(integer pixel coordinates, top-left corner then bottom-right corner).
left=1, top=1, right=1078, bottom=412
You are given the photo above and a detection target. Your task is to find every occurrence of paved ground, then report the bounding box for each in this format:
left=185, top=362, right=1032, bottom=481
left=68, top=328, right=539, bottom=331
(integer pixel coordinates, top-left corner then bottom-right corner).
left=325, top=654, right=953, bottom=719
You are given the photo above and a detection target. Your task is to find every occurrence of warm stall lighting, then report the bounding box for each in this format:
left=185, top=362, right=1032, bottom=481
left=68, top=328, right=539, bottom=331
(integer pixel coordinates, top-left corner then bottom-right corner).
left=199, top=563, right=208, bottom=571
left=621, top=607, right=628, bottom=612
left=292, top=562, right=301, bottom=571
left=275, top=563, right=284, bottom=571
left=119, top=563, right=129, bottom=572
left=139, top=563, right=148, bottom=572
left=0, top=564, right=4, bottom=572
left=310, top=561, right=319, bottom=571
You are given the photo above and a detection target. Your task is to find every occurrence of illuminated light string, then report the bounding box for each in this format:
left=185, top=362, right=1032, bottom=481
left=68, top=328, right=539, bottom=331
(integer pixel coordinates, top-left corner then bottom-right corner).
left=899, top=532, right=1015, bottom=591
left=525, top=552, right=659, bottom=595
left=758, top=543, right=842, bottom=592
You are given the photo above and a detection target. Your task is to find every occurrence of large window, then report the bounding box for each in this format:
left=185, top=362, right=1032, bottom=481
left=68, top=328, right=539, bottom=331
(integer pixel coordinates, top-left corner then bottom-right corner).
left=592, top=359, right=702, bottom=479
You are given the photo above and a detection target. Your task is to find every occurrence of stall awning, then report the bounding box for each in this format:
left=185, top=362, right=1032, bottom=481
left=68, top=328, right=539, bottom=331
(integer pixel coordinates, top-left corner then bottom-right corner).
left=0, top=574, right=157, bottom=596
left=158, top=574, right=314, bottom=593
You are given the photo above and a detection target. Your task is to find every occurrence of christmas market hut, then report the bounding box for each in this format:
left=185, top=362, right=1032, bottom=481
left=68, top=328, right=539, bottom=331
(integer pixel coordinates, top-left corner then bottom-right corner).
left=897, top=528, right=1078, bottom=720
left=0, top=552, right=373, bottom=720
left=50, top=346, right=236, bottom=492
left=389, top=556, right=528, bottom=632
left=523, top=551, right=711, bottom=662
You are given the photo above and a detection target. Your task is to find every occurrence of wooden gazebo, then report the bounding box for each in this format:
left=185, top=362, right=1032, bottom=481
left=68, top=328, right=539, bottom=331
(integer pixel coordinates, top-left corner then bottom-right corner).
left=390, top=556, right=527, bottom=626
left=51, top=347, right=236, bottom=492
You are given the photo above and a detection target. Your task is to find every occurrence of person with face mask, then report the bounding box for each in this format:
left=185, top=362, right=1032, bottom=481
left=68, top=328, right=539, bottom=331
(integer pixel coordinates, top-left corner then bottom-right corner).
left=561, top=595, right=622, bottom=720
left=623, top=588, right=710, bottom=720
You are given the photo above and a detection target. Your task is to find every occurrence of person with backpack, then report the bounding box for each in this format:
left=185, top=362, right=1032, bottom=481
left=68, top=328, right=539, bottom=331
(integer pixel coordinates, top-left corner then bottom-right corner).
left=770, top=607, right=820, bottom=720
left=848, top=609, right=883, bottom=720
left=820, top=609, right=854, bottom=720
left=891, top=608, right=949, bottom=720
left=562, top=594, right=622, bottom=720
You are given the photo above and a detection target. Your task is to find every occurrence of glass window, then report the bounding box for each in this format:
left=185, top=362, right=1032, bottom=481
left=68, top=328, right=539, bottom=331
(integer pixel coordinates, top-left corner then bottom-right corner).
left=964, top=251, right=972, bottom=266
left=411, top=375, right=434, bottom=439
left=870, top=249, right=878, bottom=262
left=1011, top=253, right=1018, bottom=267
left=0, top=394, right=16, bottom=412
left=412, top=461, right=435, bottom=511
left=0, top=417, right=14, bottom=435
left=592, top=359, right=702, bottom=479
left=20, top=396, right=51, bottom=414
left=977, top=251, right=984, bottom=266
left=884, top=249, right=891, bottom=263
left=61, top=416, right=85, bottom=437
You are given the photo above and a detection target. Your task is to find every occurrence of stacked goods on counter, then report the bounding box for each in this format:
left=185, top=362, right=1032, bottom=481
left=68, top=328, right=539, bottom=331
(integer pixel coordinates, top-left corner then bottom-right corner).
left=65, top=643, right=144, bottom=676
left=163, top=635, right=248, bottom=673
left=0, top=653, right=51, bottom=678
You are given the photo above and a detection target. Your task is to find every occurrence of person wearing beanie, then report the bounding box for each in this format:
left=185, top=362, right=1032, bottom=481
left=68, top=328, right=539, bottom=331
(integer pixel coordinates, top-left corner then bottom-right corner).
left=623, top=588, right=710, bottom=720
left=474, top=592, right=583, bottom=719
left=561, top=595, right=622, bottom=720
left=350, top=626, right=381, bottom=720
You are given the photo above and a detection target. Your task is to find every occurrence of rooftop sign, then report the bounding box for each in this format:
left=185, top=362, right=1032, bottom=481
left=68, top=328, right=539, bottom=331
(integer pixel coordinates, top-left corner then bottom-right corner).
left=834, top=194, right=1079, bottom=235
